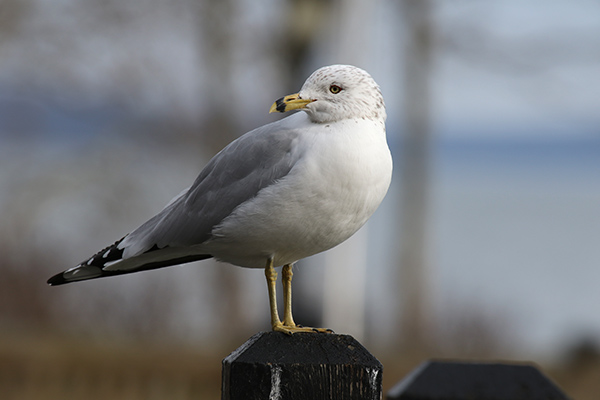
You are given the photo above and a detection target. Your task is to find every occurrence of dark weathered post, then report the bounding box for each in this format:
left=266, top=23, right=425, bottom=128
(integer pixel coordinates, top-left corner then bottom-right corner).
left=222, top=332, right=382, bottom=400
left=387, top=360, right=569, bottom=400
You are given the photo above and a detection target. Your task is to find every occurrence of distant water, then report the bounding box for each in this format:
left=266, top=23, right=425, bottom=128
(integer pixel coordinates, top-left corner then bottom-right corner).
left=436, top=136, right=600, bottom=177
left=369, top=135, right=600, bottom=359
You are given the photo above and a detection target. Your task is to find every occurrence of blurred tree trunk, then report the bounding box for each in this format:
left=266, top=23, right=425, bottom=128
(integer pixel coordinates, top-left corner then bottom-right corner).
left=278, top=0, right=333, bottom=89
left=197, top=0, right=239, bottom=152
left=0, top=0, right=30, bottom=37
left=397, top=0, right=434, bottom=349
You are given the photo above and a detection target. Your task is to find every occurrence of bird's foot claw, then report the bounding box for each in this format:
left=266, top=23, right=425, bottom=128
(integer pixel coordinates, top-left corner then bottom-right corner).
left=297, top=325, right=333, bottom=333
left=272, top=323, right=334, bottom=335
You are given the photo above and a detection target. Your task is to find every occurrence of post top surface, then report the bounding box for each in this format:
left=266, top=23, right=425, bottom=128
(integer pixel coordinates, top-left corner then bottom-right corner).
left=223, top=331, right=381, bottom=367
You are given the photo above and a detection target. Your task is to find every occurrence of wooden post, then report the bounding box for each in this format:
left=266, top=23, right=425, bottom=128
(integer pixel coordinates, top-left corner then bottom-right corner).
left=387, top=360, right=569, bottom=400
left=222, top=332, right=382, bottom=400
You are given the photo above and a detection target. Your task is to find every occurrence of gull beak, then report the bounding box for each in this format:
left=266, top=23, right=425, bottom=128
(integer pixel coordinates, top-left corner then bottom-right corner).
left=269, top=93, right=315, bottom=113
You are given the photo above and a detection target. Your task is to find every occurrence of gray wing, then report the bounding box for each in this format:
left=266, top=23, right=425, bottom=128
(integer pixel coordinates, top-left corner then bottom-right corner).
left=119, top=117, right=303, bottom=258
left=47, top=115, right=307, bottom=285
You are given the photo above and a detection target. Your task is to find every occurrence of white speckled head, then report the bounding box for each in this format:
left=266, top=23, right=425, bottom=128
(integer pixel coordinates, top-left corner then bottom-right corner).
left=298, top=65, right=386, bottom=124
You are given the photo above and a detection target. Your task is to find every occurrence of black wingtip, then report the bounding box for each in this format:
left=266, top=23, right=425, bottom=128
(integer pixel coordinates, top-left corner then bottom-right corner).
left=47, top=273, right=68, bottom=286
left=47, top=253, right=214, bottom=286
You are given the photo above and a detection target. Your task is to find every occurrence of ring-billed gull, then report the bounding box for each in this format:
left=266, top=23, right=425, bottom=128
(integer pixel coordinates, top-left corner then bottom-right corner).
left=48, top=64, right=392, bottom=334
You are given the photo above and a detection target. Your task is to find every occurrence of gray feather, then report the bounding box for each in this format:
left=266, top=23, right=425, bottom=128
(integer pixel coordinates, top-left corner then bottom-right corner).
left=119, top=117, right=303, bottom=258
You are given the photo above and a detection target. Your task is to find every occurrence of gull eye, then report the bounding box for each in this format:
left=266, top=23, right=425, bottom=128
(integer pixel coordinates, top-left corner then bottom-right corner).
left=329, top=85, right=342, bottom=94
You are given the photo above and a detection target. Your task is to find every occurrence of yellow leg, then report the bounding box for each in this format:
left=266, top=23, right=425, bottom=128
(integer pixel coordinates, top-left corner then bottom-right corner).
left=265, top=257, right=282, bottom=330
left=264, top=260, right=334, bottom=335
left=282, top=264, right=296, bottom=327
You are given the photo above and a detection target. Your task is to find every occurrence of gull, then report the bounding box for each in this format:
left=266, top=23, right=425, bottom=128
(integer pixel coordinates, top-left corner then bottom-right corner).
left=48, top=64, right=392, bottom=335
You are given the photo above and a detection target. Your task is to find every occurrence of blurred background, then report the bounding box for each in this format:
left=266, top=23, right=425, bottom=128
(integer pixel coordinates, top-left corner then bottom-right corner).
left=1, top=0, right=599, bottom=398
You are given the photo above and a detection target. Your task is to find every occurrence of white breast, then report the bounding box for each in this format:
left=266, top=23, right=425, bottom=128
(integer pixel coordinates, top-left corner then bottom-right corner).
left=205, top=118, right=392, bottom=268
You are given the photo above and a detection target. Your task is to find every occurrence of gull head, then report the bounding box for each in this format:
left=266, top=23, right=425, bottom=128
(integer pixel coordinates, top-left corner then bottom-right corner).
left=270, top=64, right=386, bottom=124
